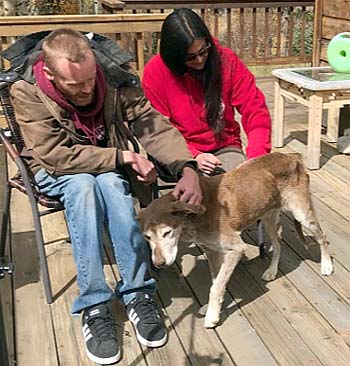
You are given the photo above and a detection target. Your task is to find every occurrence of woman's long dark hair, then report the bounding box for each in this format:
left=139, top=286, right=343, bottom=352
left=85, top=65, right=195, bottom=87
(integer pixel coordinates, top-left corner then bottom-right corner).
left=160, top=8, right=223, bottom=139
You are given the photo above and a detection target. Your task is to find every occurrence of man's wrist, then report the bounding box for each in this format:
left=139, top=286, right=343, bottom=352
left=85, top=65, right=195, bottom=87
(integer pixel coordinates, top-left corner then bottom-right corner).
left=177, top=161, right=199, bottom=179
left=116, top=149, right=124, bottom=168
left=116, top=150, right=136, bottom=168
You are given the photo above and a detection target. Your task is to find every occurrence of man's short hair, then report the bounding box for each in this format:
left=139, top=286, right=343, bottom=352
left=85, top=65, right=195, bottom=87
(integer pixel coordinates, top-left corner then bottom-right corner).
left=42, top=28, right=93, bottom=73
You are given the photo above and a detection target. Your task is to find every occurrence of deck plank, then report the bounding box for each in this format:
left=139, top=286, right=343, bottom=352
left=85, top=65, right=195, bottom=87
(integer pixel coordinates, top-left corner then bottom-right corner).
left=228, top=264, right=323, bottom=366
left=281, top=212, right=350, bottom=304
left=0, top=270, right=15, bottom=365
left=242, top=240, right=350, bottom=366
left=178, top=244, right=279, bottom=366
left=244, top=222, right=350, bottom=347
left=157, top=265, right=235, bottom=366
left=11, top=190, right=58, bottom=366
left=47, top=244, right=90, bottom=365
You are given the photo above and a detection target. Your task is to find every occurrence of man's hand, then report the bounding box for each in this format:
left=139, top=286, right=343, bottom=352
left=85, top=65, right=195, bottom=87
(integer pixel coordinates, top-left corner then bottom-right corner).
left=122, top=151, right=157, bottom=184
left=172, top=166, right=202, bottom=205
left=195, top=153, right=222, bottom=175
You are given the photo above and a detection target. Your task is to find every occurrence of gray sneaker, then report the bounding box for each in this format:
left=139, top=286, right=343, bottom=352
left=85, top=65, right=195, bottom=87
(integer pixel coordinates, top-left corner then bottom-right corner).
left=127, top=293, right=167, bottom=347
left=82, top=302, right=120, bottom=364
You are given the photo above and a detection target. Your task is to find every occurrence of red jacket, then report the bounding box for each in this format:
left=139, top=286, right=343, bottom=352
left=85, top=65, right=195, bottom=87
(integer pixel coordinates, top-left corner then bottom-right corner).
left=142, top=43, right=271, bottom=159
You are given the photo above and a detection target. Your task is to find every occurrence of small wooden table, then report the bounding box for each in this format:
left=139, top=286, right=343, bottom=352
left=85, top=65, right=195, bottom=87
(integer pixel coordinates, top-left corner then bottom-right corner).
left=272, top=66, right=350, bottom=169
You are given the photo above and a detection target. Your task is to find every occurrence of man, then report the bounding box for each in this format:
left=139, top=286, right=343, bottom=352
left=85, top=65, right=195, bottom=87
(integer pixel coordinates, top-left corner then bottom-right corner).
left=8, top=29, right=202, bottom=365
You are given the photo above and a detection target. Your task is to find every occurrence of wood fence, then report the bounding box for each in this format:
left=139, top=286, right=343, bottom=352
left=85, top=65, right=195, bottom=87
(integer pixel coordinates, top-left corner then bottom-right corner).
left=100, top=0, right=315, bottom=66
left=0, top=1, right=316, bottom=79
left=0, top=14, right=166, bottom=77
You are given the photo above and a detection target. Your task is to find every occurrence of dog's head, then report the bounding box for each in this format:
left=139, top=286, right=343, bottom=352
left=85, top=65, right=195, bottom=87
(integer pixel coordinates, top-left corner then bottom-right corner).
left=137, top=193, right=205, bottom=268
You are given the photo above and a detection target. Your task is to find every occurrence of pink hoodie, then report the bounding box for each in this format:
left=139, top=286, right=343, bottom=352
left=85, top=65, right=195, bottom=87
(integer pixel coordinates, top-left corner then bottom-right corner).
left=142, top=43, right=271, bottom=159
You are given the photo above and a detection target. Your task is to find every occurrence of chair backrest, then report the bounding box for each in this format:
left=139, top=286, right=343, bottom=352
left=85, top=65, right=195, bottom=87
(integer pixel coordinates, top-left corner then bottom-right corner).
left=0, top=76, right=65, bottom=211
left=0, top=78, right=25, bottom=154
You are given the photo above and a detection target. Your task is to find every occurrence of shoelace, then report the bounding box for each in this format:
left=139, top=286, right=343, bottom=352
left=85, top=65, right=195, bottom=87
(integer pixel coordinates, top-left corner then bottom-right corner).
left=132, top=298, right=160, bottom=324
left=87, top=314, right=116, bottom=341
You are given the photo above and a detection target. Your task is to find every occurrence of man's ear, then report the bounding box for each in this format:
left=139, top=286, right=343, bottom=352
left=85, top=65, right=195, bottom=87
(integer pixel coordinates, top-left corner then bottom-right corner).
left=170, top=200, right=206, bottom=215
left=43, top=65, right=55, bottom=81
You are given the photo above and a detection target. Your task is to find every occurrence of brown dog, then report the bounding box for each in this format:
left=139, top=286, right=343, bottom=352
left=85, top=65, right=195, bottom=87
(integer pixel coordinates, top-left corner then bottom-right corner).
left=137, top=152, right=333, bottom=328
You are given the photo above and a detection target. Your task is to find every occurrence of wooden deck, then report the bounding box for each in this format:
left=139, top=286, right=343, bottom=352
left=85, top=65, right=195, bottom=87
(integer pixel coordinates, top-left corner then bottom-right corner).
left=1, top=77, right=350, bottom=366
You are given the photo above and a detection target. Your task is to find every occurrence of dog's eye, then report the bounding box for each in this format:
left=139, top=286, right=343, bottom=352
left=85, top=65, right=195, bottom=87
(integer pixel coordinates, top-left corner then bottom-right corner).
left=163, top=230, right=172, bottom=237
left=144, top=234, right=151, bottom=241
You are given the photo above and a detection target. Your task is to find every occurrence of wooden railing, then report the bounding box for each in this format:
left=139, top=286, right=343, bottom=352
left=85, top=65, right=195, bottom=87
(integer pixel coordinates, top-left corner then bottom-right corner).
left=0, top=14, right=167, bottom=77
left=0, top=1, right=316, bottom=80
left=100, top=0, right=315, bottom=66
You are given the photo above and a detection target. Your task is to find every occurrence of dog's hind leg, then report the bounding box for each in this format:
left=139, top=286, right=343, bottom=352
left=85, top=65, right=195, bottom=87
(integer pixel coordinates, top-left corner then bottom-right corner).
left=261, top=209, right=282, bottom=281
left=288, top=200, right=333, bottom=276
left=204, top=243, right=243, bottom=328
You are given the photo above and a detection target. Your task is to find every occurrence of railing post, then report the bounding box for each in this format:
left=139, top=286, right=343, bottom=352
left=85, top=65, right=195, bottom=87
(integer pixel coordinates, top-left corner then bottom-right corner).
left=99, top=0, right=126, bottom=14
left=312, top=0, right=323, bottom=66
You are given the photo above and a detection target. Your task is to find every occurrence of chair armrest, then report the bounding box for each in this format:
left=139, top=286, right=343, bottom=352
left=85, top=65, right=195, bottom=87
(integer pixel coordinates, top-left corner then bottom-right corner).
left=0, top=128, right=19, bottom=161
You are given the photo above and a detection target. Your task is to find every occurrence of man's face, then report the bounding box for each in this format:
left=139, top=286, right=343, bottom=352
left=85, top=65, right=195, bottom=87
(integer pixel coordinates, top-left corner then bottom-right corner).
left=45, top=50, right=96, bottom=107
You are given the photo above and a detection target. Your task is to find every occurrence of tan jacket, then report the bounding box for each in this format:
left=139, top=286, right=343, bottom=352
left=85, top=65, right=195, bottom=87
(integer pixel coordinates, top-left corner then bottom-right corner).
left=11, top=81, right=194, bottom=178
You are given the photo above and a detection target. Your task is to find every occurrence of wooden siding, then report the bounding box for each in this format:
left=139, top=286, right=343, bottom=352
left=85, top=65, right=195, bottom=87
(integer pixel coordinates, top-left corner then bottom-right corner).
left=312, top=0, right=350, bottom=66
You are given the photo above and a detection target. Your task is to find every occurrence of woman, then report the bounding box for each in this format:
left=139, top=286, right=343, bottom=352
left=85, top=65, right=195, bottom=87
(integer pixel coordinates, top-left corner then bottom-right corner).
left=142, top=8, right=271, bottom=175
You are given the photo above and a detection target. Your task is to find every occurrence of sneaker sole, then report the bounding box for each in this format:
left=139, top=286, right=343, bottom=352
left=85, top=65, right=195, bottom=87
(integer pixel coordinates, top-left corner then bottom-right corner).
left=134, top=329, right=168, bottom=348
left=85, top=347, right=121, bottom=365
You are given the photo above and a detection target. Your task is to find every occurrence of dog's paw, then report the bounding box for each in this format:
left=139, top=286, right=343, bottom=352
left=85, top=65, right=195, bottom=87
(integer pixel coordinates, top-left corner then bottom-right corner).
left=321, top=259, right=334, bottom=276
left=204, top=312, right=220, bottom=328
left=204, top=317, right=219, bottom=329
left=261, top=267, right=277, bottom=281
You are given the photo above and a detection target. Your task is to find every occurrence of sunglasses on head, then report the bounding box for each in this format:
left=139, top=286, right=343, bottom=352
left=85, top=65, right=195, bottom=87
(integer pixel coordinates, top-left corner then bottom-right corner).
left=185, top=42, right=211, bottom=62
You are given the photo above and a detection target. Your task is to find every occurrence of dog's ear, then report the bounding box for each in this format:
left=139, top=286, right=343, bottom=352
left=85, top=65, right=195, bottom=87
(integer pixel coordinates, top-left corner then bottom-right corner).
left=135, top=208, right=144, bottom=220
left=170, top=200, right=206, bottom=215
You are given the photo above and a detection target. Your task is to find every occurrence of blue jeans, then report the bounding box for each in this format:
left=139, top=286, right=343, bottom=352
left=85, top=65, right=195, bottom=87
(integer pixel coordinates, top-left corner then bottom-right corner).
left=34, top=169, right=156, bottom=314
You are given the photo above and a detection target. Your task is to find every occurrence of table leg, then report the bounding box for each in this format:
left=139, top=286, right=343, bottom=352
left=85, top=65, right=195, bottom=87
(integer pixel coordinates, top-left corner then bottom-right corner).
left=307, top=94, right=323, bottom=169
left=273, top=78, right=285, bottom=147
left=326, top=107, right=340, bottom=143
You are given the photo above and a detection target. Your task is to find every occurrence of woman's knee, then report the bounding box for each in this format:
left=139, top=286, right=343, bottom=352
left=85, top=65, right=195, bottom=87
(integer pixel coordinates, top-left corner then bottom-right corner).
left=215, top=150, right=246, bottom=172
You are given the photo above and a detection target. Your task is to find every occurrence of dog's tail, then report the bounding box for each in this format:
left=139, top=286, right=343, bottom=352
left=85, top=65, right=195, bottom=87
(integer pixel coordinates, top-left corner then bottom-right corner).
left=286, top=153, right=309, bottom=187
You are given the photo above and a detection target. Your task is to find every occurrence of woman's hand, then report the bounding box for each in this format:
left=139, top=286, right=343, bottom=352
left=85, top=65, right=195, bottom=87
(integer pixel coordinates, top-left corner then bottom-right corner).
left=195, top=153, right=222, bottom=175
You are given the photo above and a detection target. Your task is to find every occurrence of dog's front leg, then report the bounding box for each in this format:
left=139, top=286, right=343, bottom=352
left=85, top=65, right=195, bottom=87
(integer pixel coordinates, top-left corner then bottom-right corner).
left=204, top=248, right=225, bottom=282
left=205, top=248, right=242, bottom=328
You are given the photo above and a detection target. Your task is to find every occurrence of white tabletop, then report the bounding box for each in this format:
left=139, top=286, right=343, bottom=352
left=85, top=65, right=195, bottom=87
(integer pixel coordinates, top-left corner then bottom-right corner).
left=272, top=66, right=350, bottom=91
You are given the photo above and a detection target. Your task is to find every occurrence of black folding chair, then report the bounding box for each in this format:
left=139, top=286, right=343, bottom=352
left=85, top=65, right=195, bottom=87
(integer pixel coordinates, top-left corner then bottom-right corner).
left=147, top=155, right=177, bottom=199
left=0, top=78, right=65, bottom=304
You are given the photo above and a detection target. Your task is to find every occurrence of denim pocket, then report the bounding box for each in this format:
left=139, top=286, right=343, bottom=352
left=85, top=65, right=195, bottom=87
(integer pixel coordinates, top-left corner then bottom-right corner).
left=33, top=168, right=57, bottom=194
left=33, top=168, right=48, bottom=185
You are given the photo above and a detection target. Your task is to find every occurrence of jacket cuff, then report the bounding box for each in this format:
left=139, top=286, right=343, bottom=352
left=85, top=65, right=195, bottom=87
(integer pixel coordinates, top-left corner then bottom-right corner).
left=116, top=149, right=124, bottom=168
left=176, top=160, right=199, bottom=180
